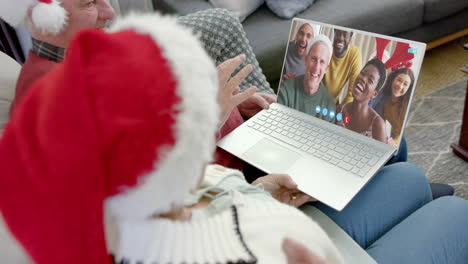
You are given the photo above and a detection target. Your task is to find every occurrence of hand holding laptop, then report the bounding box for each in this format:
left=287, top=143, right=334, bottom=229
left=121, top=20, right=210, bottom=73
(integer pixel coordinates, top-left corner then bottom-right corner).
left=218, top=19, right=425, bottom=211
left=252, top=173, right=317, bottom=207
left=238, top=92, right=277, bottom=118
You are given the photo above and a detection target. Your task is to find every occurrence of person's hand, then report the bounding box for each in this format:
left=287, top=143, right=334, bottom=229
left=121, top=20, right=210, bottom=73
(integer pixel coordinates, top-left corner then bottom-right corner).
left=386, top=136, right=395, bottom=146
left=217, top=54, right=257, bottom=128
left=238, top=92, right=277, bottom=118
left=283, top=72, right=297, bottom=81
left=252, top=174, right=316, bottom=207
left=282, top=238, right=330, bottom=264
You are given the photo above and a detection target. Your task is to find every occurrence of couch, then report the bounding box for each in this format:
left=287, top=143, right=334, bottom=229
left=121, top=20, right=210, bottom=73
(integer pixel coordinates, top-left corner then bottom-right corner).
left=0, top=51, right=21, bottom=135
left=0, top=52, right=31, bottom=263
left=151, top=0, right=468, bottom=86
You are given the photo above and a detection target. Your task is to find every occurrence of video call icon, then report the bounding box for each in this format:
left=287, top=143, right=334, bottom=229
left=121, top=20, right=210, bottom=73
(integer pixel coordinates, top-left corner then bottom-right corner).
left=336, top=113, right=342, bottom=121
left=329, top=110, right=335, bottom=119
left=344, top=115, right=351, bottom=124
left=315, top=105, right=321, bottom=114
left=322, top=108, right=328, bottom=116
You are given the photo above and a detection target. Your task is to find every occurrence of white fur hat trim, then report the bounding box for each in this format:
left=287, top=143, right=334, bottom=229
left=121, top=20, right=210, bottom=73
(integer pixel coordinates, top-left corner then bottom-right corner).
left=31, top=0, right=67, bottom=34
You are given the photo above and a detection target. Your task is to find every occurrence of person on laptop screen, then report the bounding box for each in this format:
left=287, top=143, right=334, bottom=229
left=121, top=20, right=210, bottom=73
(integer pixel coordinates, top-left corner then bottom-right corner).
left=282, top=22, right=315, bottom=81
left=339, top=58, right=388, bottom=143
left=370, top=67, right=415, bottom=146
left=277, top=35, right=336, bottom=123
left=324, top=29, right=362, bottom=106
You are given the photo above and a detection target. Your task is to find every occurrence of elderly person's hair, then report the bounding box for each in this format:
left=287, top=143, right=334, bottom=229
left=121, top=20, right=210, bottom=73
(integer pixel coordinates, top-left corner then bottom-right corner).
left=307, top=34, right=333, bottom=64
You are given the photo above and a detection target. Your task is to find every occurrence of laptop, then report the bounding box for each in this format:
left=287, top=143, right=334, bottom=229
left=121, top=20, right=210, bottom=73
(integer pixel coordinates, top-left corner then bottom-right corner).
left=218, top=18, right=426, bottom=211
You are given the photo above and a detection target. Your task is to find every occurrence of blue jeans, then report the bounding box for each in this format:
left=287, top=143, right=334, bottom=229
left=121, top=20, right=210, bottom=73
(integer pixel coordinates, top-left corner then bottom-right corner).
left=314, top=162, right=468, bottom=263
left=388, top=136, right=408, bottom=164
left=366, top=196, right=468, bottom=264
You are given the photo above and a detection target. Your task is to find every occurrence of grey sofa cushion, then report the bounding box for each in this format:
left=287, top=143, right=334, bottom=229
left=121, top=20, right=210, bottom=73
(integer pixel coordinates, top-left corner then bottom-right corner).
left=152, top=0, right=213, bottom=15
left=243, top=0, right=424, bottom=82
left=110, top=0, right=154, bottom=15
left=422, top=0, right=468, bottom=23
left=265, top=0, right=315, bottom=19
left=396, top=8, right=468, bottom=43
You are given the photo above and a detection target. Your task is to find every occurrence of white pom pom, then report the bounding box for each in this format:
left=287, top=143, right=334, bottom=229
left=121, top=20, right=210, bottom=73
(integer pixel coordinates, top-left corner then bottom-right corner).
left=31, top=0, right=68, bottom=34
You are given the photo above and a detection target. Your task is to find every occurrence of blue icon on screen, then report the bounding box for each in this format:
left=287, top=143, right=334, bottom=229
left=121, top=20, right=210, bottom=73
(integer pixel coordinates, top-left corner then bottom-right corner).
left=322, top=108, right=328, bottom=116
left=329, top=110, right=335, bottom=119
left=315, top=105, right=321, bottom=113
left=336, top=113, right=343, bottom=121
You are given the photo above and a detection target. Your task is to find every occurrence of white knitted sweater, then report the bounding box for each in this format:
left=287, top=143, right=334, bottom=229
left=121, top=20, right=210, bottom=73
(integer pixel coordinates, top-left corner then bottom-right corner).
left=109, top=165, right=343, bottom=264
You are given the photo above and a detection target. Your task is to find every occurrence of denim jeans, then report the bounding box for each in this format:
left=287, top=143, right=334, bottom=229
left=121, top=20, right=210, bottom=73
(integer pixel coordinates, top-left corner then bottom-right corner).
left=314, top=162, right=468, bottom=263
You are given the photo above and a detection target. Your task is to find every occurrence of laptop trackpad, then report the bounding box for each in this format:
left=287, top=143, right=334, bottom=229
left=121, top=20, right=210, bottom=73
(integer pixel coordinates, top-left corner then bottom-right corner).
left=241, top=138, right=301, bottom=173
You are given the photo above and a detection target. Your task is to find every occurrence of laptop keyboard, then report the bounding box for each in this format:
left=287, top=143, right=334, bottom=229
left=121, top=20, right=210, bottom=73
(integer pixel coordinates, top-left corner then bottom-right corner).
left=247, top=107, right=385, bottom=177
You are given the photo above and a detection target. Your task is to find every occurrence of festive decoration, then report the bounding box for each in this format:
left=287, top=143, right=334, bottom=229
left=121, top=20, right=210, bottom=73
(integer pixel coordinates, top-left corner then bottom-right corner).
left=0, top=0, right=67, bottom=34
left=0, top=13, right=219, bottom=264
left=375, top=37, right=415, bottom=71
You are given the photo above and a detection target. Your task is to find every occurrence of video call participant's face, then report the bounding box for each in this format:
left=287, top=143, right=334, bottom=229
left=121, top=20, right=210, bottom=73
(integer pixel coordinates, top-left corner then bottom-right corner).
left=333, top=29, right=353, bottom=58
left=304, top=42, right=330, bottom=94
left=352, top=64, right=380, bottom=102
left=295, top=24, right=314, bottom=57
left=391, top=73, right=412, bottom=98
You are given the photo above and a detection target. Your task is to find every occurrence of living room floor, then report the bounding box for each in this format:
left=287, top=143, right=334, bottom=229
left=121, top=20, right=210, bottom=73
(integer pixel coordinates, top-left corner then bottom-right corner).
left=406, top=36, right=468, bottom=199
left=417, top=36, right=468, bottom=96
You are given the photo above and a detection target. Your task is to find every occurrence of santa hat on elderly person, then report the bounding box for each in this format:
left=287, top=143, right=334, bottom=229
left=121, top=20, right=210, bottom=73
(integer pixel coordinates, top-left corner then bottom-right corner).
left=0, top=13, right=219, bottom=264
left=0, top=0, right=67, bottom=34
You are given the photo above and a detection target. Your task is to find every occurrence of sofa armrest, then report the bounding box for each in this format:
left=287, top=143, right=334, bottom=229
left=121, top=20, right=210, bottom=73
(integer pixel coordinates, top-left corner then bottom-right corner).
left=0, top=52, right=21, bottom=132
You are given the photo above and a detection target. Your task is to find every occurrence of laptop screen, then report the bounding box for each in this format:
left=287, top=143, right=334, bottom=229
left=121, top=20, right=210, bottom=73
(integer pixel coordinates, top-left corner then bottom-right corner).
left=277, top=18, right=426, bottom=150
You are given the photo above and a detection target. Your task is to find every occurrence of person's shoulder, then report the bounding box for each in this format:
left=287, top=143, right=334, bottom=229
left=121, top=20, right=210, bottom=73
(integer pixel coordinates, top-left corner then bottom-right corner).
left=17, top=54, right=57, bottom=87
left=349, top=45, right=361, bottom=55
left=370, top=107, right=384, bottom=124
left=282, top=75, right=303, bottom=90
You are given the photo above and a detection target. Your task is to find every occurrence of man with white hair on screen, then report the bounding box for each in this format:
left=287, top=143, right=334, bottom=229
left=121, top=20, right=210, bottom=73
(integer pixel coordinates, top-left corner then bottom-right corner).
left=278, top=34, right=336, bottom=123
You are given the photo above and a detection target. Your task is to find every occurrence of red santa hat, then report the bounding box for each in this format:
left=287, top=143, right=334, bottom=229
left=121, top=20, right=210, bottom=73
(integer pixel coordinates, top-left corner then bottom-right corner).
left=0, top=0, right=67, bottom=34
left=0, top=13, right=219, bottom=264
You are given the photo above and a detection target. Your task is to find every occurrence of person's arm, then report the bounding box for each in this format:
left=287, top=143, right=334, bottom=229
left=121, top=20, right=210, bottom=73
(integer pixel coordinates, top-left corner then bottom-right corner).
left=342, top=48, right=362, bottom=105
left=372, top=115, right=387, bottom=143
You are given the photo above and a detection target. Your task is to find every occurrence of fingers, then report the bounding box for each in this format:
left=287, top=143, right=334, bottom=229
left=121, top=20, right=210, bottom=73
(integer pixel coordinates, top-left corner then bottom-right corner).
left=229, top=64, right=253, bottom=91
left=217, top=54, right=246, bottom=84
left=292, top=193, right=316, bottom=207
left=282, top=72, right=296, bottom=81
left=282, top=238, right=329, bottom=264
left=259, top=93, right=277, bottom=104
left=247, top=93, right=270, bottom=109
left=274, top=174, right=297, bottom=189
left=231, top=86, right=256, bottom=107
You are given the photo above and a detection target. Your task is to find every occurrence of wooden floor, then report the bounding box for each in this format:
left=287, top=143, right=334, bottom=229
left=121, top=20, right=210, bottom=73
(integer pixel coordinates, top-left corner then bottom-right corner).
left=416, top=36, right=468, bottom=97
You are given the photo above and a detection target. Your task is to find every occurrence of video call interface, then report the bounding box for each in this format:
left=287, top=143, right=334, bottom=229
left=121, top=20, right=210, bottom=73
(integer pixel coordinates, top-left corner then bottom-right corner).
left=277, top=19, right=425, bottom=148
